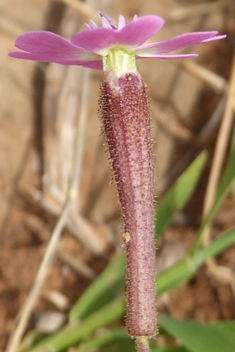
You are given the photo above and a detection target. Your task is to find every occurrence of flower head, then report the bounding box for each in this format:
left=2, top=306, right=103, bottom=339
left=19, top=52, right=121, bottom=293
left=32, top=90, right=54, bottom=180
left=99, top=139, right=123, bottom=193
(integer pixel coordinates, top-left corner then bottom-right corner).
left=9, top=13, right=225, bottom=73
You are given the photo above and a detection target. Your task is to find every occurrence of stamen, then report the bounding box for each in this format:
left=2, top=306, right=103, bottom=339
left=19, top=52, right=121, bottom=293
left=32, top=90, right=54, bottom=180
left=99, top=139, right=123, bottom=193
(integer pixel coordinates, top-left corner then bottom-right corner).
left=100, top=12, right=111, bottom=22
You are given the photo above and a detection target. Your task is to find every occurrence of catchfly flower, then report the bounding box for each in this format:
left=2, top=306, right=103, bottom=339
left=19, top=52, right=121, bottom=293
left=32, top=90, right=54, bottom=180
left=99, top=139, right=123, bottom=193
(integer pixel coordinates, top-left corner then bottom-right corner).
left=9, top=13, right=225, bottom=73
left=9, top=13, right=226, bottom=352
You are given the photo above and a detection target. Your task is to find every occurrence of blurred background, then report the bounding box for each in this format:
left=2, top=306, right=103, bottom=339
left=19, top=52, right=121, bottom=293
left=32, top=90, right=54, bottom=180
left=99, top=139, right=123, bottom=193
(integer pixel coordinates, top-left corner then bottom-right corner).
left=0, top=0, right=234, bottom=351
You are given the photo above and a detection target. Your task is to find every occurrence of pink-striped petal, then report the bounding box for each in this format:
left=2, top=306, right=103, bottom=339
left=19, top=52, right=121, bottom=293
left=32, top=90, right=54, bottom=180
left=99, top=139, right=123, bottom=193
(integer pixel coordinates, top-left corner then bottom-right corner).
left=136, top=31, right=224, bottom=55
left=137, top=53, right=198, bottom=59
left=72, top=16, right=164, bottom=54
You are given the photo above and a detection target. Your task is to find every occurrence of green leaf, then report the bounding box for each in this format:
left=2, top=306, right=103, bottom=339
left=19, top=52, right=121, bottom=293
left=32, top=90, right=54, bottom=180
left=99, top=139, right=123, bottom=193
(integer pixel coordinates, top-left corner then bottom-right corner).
left=25, top=152, right=231, bottom=352
left=155, top=151, right=207, bottom=237
left=24, top=228, right=235, bottom=352
left=19, top=331, right=45, bottom=352
left=152, top=347, right=188, bottom=352
left=77, top=328, right=131, bottom=352
left=159, top=315, right=235, bottom=352
left=77, top=328, right=188, bottom=352
left=27, top=298, right=125, bottom=352
left=157, top=226, right=235, bottom=295
left=212, top=320, right=235, bottom=339
left=192, top=148, right=235, bottom=253
left=69, top=254, right=125, bottom=322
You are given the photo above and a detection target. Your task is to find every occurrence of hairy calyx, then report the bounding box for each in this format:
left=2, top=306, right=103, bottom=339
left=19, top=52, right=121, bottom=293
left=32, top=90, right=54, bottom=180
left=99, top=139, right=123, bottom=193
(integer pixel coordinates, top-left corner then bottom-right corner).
left=99, top=72, right=156, bottom=341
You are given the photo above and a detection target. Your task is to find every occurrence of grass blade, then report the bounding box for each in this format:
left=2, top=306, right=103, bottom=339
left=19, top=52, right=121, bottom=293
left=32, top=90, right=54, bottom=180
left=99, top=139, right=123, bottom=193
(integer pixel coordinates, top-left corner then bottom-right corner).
left=157, top=226, right=235, bottom=295
left=24, top=227, right=235, bottom=352
left=192, top=148, right=235, bottom=253
left=69, top=254, right=125, bottom=322
left=77, top=328, right=188, bottom=352
left=159, top=315, right=235, bottom=352
left=77, top=328, right=130, bottom=351
left=155, top=152, right=207, bottom=236
left=27, top=298, right=125, bottom=352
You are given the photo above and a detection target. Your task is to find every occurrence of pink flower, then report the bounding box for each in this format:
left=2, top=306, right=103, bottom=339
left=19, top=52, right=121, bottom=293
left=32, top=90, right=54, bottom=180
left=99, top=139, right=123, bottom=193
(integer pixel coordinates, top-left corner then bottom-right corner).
left=9, top=13, right=225, bottom=70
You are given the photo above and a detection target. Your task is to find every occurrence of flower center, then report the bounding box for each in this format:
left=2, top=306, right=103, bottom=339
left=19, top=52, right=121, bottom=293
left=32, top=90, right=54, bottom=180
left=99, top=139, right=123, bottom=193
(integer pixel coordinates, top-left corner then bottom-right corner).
left=102, top=47, right=137, bottom=77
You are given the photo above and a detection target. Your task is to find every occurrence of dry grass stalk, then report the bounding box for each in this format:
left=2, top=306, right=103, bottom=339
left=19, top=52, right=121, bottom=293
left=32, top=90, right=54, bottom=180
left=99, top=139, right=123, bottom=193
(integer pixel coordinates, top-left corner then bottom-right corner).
left=6, top=9, right=93, bottom=351
left=43, top=63, right=83, bottom=200
left=0, top=12, right=27, bottom=37
left=31, top=187, right=111, bottom=254
left=5, top=202, right=71, bottom=352
left=57, top=249, right=96, bottom=280
left=157, top=97, right=226, bottom=196
left=55, top=0, right=101, bottom=23
left=202, top=50, right=235, bottom=286
left=42, top=290, right=70, bottom=310
left=169, top=0, right=232, bottom=21
left=178, top=61, right=227, bottom=93
left=43, top=7, right=83, bottom=200
left=6, top=66, right=96, bottom=352
left=154, top=107, right=193, bottom=142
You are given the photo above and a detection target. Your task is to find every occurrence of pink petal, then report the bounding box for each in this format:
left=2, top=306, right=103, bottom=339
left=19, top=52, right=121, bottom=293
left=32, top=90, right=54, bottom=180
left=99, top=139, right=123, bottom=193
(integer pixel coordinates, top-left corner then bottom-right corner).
left=117, top=15, right=165, bottom=47
left=9, top=50, right=103, bottom=68
left=203, top=34, right=226, bottom=43
left=137, top=53, right=198, bottom=59
left=14, top=31, right=84, bottom=52
left=136, top=31, right=224, bottom=55
left=9, top=31, right=102, bottom=67
left=72, top=28, right=120, bottom=54
left=72, top=15, right=165, bottom=54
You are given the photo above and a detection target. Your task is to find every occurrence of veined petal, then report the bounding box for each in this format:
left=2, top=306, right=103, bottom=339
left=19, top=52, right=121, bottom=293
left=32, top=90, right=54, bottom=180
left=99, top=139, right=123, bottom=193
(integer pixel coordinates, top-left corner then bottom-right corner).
left=136, top=31, right=224, bottom=55
left=8, top=31, right=102, bottom=67
left=72, top=15, right=164, bottom=54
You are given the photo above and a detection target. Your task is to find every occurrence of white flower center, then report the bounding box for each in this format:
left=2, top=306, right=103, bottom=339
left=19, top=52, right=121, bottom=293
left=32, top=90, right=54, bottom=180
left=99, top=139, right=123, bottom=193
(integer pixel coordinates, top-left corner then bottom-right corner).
left=102, top=47, right=137, bottom=77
